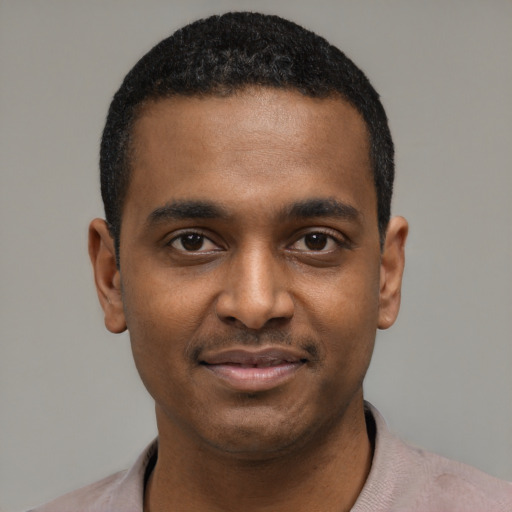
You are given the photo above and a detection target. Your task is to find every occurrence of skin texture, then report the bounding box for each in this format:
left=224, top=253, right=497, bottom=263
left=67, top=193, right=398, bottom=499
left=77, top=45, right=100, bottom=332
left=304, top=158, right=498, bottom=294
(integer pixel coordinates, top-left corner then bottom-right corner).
left=89, top=88, right=408, bottom=512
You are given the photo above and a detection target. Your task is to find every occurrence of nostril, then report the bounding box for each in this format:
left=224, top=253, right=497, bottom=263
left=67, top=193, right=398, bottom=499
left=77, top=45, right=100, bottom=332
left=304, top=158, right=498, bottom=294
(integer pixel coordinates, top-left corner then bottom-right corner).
left=220, top=315, right=243, bottom=327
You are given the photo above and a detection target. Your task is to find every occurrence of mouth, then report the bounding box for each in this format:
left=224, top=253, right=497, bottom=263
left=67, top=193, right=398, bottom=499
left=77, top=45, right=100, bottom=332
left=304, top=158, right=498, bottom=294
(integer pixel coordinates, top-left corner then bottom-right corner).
left=199, top=347, right=308, bottom=392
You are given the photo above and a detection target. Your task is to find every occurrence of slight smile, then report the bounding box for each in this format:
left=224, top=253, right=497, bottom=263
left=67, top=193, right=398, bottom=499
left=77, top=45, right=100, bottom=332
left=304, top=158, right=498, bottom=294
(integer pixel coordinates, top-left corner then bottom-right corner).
left=200, top=347, right=309, bottom=392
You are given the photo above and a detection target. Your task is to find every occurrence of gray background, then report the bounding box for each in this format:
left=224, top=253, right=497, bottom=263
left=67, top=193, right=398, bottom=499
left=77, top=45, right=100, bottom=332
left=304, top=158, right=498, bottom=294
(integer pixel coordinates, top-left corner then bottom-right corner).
left=1, top=1, right=511, bottom=510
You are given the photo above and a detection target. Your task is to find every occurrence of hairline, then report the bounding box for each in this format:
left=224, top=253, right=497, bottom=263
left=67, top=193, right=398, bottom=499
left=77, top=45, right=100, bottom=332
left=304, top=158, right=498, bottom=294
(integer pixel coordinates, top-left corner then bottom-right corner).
left=113, top=85, right=382, bottom=262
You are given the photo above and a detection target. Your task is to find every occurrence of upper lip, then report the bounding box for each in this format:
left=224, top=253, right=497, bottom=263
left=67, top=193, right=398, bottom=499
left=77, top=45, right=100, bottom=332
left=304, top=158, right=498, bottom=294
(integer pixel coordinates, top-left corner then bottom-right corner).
left=199, top=346, right=309, bottom=366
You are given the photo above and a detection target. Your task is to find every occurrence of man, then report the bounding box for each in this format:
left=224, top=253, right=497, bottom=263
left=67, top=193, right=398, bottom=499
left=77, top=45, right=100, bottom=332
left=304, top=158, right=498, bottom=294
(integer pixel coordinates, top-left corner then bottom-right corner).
left=31, top=12, right=511, bottom=512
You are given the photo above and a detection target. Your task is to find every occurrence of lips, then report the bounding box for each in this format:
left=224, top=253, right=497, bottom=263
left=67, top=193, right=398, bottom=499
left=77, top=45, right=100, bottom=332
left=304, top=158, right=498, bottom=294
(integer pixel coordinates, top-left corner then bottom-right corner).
left=199, top=347, right=308, bottom=392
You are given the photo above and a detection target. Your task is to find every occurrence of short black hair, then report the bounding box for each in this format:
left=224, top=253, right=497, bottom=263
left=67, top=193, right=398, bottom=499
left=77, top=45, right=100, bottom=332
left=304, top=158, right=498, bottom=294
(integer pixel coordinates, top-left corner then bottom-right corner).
left=100, top=12, right=394, bottom=260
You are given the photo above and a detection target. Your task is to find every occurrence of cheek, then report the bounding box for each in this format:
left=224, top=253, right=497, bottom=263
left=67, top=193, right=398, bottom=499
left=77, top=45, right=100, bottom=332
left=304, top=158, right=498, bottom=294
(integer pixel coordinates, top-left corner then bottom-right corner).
left=305, top=256, right=381, bottom=324
left=302, top=261, right=380, bottom=367
left=120, top=271, right=214, bottom=388
left=122, top=268, right=214, bottom=335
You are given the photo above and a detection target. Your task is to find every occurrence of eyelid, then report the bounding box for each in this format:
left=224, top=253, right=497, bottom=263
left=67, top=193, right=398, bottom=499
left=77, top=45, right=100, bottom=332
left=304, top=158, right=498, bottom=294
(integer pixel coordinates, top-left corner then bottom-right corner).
left=287, top=228, right=350, bottom=252
left=166, top=229, right=223, bottom=253
left=163, top=227, right=350, bottom=253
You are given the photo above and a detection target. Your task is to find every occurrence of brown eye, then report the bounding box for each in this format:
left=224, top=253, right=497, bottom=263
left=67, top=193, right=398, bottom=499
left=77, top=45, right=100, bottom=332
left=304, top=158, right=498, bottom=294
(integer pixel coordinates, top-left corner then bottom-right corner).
left=289, top=232, right=341, bottom=252
left=180, top=234, right=204, bottom=251
left=170, top=233, right=219, bottom=252
left=304, top=233, right=328, bottom=250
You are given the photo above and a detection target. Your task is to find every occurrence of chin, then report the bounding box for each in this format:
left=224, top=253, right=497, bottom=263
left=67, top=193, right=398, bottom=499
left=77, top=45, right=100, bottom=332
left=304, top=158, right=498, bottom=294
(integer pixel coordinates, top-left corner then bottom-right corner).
left=196, top=406, right=321, bottom=460
left=206, top=431, right=305, bottom=460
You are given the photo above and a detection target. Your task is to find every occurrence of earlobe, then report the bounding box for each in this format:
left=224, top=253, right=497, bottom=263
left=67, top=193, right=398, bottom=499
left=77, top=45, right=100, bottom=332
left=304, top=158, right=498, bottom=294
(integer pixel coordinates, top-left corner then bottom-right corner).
left=88, top=218, right=127, bottom=333
left=378, top=216, right=408, bottom=330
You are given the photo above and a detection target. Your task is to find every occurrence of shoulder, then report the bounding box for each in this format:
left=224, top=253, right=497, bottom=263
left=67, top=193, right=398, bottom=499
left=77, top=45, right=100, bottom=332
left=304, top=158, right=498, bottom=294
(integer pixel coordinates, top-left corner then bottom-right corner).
left=27, top=470, right=128, bottom=512
left=27, top=439, right=157, bottom=512
left=354, top=403, right=512, bottom=512
left=402, top=444, right=512, bottom=511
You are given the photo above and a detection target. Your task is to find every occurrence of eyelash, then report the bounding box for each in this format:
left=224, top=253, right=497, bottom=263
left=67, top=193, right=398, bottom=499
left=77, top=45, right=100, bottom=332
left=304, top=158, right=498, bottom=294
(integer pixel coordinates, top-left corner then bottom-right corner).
left=289, top=230, right=349, bottom=253
left=167, top=230, right=221, bottom=253
left=166, top=229, right=349, bottom=254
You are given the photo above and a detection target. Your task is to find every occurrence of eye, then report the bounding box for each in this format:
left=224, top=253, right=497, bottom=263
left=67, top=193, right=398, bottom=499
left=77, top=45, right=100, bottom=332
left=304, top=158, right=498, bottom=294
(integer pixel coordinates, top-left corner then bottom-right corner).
left=290, top=232, right=341, bottom=252
left=169, top=232, right=220, bottom=252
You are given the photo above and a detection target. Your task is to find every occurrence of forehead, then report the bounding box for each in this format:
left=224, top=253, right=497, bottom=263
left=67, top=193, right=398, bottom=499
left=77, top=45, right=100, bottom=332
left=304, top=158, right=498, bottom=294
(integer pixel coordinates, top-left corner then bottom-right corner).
left=125, top=88, right=375, bottom=221
left=133, top=88, right=369, bottom=162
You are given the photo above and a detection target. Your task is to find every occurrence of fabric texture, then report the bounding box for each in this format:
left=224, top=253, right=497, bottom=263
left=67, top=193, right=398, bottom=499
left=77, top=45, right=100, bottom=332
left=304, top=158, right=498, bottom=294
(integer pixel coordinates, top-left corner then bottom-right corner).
left=28, top=403, right=512, bottom=512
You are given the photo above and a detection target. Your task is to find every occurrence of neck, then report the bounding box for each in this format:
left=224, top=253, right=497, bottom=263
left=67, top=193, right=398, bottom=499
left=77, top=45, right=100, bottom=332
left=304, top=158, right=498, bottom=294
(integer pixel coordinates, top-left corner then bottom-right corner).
left=144, top=397, right=373, bottom=512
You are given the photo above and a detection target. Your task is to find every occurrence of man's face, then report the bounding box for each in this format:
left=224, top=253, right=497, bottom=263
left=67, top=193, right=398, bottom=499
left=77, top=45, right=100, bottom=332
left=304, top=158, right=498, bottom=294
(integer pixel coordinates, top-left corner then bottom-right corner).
left=92, top=88, right=404, bottom=456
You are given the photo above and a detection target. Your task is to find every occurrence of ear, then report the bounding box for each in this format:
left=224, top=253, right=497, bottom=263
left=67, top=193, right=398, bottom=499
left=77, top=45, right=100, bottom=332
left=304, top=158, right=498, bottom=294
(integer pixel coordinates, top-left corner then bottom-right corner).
left=88, top=218, right=127, bottom=333
left=378, top=216, right=408, bottom=330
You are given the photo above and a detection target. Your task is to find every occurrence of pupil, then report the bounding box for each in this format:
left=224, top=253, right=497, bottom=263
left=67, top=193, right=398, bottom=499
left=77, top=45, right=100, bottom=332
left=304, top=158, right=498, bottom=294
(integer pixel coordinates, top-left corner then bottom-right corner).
left=182, top=234, right=204, bottom=251
left=305, top=233, right=328, bottom=250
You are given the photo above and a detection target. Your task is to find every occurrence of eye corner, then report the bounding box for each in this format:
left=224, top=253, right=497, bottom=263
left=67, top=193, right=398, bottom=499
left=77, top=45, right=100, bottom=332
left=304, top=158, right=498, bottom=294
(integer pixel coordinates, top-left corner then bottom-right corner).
left=165, top=229, right=225, bottom=254
left=287, top=229, right=351, bottom=253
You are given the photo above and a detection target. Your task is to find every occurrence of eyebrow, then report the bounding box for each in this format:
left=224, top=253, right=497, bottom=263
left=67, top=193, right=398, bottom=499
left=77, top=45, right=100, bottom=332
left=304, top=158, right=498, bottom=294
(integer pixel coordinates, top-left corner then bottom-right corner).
left=282, top=198, right=360, bottom=221
left=146, top=197, right=360, bottom=226
left=146, top=200, right=229, bottom=225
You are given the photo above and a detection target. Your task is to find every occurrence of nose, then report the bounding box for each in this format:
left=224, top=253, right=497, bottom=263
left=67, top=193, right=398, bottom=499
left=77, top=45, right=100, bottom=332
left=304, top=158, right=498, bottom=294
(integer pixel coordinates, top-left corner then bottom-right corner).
left=215, top=245, right=294, bottom=330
